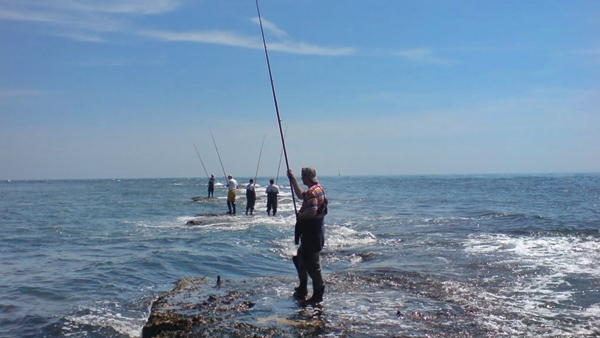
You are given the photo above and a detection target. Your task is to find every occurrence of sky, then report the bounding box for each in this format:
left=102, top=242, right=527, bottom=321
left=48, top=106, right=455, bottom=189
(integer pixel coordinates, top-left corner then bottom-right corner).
left=1, top=0, right=599, bottom=180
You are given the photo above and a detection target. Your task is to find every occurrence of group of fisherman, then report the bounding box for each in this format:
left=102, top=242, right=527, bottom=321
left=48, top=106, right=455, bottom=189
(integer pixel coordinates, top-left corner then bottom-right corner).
left=202, top=166, right=328, bottom=305
left=206, top=173, right=280, bottom=216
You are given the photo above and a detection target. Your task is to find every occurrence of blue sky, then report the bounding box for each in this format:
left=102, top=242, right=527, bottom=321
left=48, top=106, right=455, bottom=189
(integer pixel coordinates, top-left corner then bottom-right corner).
left=1, top=0, right=599, bottom=180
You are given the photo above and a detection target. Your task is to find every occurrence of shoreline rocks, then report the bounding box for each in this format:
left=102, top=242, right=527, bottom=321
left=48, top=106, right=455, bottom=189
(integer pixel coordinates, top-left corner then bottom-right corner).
left=142, top=276, right=325, bottom=338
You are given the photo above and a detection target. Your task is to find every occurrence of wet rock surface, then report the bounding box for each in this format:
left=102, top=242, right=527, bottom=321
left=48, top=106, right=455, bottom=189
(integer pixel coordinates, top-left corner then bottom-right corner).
left=142, top=272, right=495, bottom=337
left=142, top=276, right=325, bottom=338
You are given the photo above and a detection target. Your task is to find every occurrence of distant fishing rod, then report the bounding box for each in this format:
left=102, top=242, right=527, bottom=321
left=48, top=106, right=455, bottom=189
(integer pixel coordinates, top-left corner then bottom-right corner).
left=192, top=140, right=209, bottom=179
left=209, top=128, right=228, bottom=182
left=253, top=135, right=266, bottom=187
left=254, top=0, right=298, bottom=215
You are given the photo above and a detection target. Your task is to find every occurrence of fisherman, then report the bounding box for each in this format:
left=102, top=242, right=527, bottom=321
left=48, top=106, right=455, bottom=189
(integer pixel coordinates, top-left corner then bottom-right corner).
left=226, top=174, right=238, bottom=215
left=287, top=166, right=328, bottom=305
left=207, top=174, right=215, bottom=198
left=265, top=178, right=279, bottom=216
left=245, top=179, right=256, bottom=215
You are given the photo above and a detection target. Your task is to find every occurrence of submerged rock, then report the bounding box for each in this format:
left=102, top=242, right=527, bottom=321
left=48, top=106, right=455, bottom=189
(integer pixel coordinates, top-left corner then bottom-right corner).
left=142, top=276, right=325, bottom=338
left=194, top=213, right=225, bottom=217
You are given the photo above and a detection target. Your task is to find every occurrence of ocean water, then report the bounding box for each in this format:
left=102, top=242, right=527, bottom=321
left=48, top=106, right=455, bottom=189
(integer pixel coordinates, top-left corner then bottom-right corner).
left=1, top=174, right=599, bottom=337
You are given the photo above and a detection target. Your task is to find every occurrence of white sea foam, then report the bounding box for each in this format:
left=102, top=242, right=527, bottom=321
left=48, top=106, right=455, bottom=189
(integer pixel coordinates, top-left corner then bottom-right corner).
left=63, top=304, right=144, bottom=338
left=460, top=233, right=600, bottom=336
left=465, top=234, right=600, bottom=277
left=326, top=225, right=377, bottom=250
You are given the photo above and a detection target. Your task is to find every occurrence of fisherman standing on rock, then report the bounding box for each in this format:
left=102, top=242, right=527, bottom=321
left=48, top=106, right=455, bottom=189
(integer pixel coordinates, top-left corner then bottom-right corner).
left=287, top=166, right=328, bottom=305
left=265, top=178, right=279, bottom=216
left=226, top=174, right=238, bottom=215
left=207, top=174, right=215, bottom=198
left=245, top=178, right=256, bottom=215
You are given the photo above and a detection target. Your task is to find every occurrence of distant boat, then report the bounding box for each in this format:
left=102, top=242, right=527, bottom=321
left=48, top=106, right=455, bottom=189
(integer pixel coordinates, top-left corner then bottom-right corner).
left=6, top=180, right=11, bottom=183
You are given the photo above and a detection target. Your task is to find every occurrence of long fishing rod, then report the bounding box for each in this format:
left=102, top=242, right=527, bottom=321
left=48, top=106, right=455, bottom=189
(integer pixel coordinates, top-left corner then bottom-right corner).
left=254, top=0, right=298, bottom=215
left=275, top=126, right=287, bottom=185
left=209, top=128, right=228, bottom=182
left=192, top=140, right=209, bottom=179
left=253, top=135, right=266, bottom=186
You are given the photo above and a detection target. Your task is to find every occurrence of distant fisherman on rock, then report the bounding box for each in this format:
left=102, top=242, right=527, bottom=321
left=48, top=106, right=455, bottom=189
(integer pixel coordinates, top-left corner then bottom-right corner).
left=246, top=179, right=256, bottom=215
left=207, top=174, right=215, bottom=198
left=226, top=174, right=238, bottom=215
left=287, top=166, right=328, bottom=305
left=265, top=178, right=279, bottom=216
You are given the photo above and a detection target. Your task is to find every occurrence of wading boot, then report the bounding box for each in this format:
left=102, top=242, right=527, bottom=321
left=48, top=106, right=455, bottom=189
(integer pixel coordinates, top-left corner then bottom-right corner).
left=292, top=255, right=308, bottom=300
left=305, top=285, right=325, bottom=305
left=293, top=283, right=308, bottom=300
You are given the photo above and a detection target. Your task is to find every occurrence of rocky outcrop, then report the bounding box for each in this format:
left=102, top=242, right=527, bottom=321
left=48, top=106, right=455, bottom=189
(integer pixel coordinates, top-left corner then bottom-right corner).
left=142, top=276, right=325, bottom=338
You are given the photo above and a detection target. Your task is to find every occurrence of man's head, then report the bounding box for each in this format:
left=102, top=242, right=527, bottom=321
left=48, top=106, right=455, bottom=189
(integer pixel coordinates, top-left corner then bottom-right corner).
left=228, top=175, right=233, bottom=179
left=249, top=178, right=254, bottom=183
left=301, top=166, right=318, bottom=183
left=211, top=174, right=214, bottom=178
left=269, top=178, right=275, bottom=184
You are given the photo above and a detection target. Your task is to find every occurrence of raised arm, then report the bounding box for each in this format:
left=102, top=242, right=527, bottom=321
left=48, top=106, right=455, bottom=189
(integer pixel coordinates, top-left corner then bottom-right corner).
left=286, top=169, right=304, bottom=197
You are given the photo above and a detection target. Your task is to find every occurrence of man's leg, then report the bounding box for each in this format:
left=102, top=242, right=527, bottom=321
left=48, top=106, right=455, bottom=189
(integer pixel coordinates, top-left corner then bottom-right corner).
left=305, top=251, right=324, bottom=303
left=293, top=247, right=309, bottom=300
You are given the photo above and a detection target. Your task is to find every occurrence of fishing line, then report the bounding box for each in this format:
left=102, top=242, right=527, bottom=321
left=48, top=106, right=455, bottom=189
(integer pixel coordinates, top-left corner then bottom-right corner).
left=253, top=135, right=266, bottom=186
left=209, top=128, right=228, bottom=182
left=192, top=140, right=209, bottom=179
left=254, top=0, right=298, bottom=215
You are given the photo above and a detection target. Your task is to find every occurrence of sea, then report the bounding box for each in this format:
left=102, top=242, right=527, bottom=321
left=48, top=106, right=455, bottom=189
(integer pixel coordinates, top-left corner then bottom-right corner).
left=1, top=174, right=599, bottom=338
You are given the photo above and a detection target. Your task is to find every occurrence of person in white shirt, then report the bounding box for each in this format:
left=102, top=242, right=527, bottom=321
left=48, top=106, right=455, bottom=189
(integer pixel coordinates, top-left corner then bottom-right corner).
left=226, top=174, right=238, bottom=215
left=265, top=178, right=279, bottom=216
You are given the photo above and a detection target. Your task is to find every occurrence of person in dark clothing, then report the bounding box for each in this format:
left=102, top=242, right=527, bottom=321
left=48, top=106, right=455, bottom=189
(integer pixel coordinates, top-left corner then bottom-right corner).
left=265, top=178, right=279, bottom=216
left=207, top=174, right=215, bottom=198
left=245, top=179, right=256, bottom=215
left=287, top=166, right=328, bottom=305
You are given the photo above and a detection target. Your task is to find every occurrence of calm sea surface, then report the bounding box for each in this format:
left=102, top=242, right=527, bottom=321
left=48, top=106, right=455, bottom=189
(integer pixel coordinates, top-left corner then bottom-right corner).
left=1, top=174, right=599, bottom=337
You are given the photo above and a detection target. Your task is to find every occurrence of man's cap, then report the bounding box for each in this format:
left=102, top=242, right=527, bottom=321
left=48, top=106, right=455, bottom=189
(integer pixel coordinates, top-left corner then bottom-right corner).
left=301, top=166, right=318, bottom=183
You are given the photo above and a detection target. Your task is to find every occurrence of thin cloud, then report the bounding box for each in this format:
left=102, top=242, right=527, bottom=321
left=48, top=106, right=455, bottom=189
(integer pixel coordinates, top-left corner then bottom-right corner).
left=138, top=29, right=355, bottom=56
left=9, top=0, right=180, bottom=15
left=250, top=17, right=287, bottom=39
left=0, top=0, right=180, bottom=41
left=139, top=30, right=260, bottom=49
left=52, top=0, right=180, bottom=15
left=0, top=8, right=67, bottom=25
left=395, top=48, right=456, bottom=65
left=0, top=1, right=354, bottom=55
left=246, top=16, right=353, bottom=55
left=267, top=41, right=354, bottom=56
left=0, top=7, right=126, bottom=33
